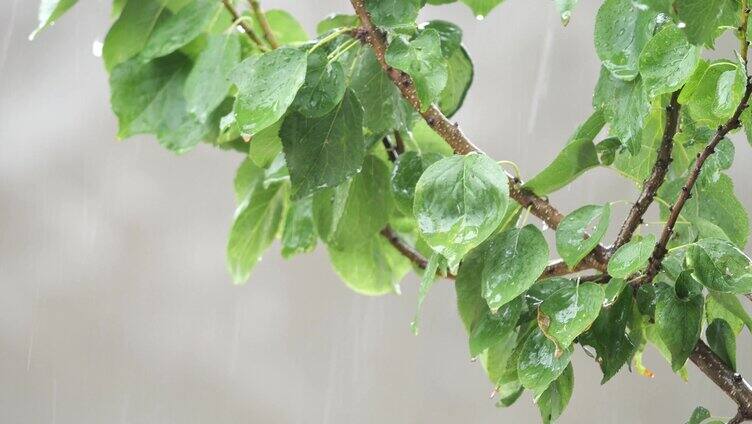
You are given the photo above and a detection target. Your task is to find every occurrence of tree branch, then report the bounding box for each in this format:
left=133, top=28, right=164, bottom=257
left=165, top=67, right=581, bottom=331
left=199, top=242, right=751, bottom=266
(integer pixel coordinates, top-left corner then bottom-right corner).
left=691, top=341, right=752, bottom=419
left=221, top=0, right=268, bottom=51
left=357, top=4, right=752, bottom=418
left=349, top=0, right=608, bottom=268
left=611, top=92, right=681, bottom=252
left=249, top=0, right=279, bottom=49
left=380, top=226, right=456, bottom=280
left=729, top=411, right=747, bottom=424
left=741, top=0, right=750, bottom=66
left=642, top=81, right=752, bottom=284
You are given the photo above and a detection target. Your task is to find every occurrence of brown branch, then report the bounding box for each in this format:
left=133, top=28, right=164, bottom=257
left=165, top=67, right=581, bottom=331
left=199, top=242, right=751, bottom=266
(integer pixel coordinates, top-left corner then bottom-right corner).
left=349, top=0, right=608, bottom=268
left=381, top=136, right=399, bottom=162
left=643, top=81, right=752, bottom=284
left=221, top=0, right=268, bottom=52
left=611, top=91, right=681, bottom=253
left=690, top=341, right=752, bottom=419
left=380, top=227, right=456, bottom=280
left=729, top=412, right=747, bottom=424
left=381, top=229, right=599, bottom=284
left=740, top=0, right=750, bottom=66
left=249, top=0, right=279, bottom=49
left=393, top=130, right=406, bottom=155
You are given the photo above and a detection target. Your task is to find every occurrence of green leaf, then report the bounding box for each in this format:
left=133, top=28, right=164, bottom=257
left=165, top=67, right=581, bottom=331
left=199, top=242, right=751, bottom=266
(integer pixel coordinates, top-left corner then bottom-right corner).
left=611, top=102, right=664, bottom=182
left=281, top=89, right=366, bottom=200
left=390, top=151, right=442, bottom=215
left=480, top=225, right=550, bottom=312
left=365, top=0, right=421, bottom=31
left=686, top=238, right=752, bottom=294
left=469, top=297, right=522, bottom=357
left=594, top=0, right=657, bottom=81
left=596, top=137, right=621, bottom=166
left=456, top=243, right=523, bottom=362
left=350, top=48, right=414, bottom=136
left=741, top=108, right=752, bottom=147
left=553, top=0, right=578, bottom=25
left=607, top=234, right=656, bottom=279
left=103, top=0, right=170, bottom=71
left=638, top=23, right=701, bottom=98
left=407, top=120, right=454, bottom=156
left=682, top=61, right=746, bottom=127
left=556, top=204, right=611, bottom=268
left=687, top=407, right=711, bottom=424
left=411, top=253, right=442, bottom=334
left=231, top=47, right=308, bottom=138
left=593, top=68, right=651, bottom=154
left=327, top=233, right=411, bottom=295
left=438, top=47, right=474, bottom=118
left=707, top=291, right=752, bottom=333
left=524, top=111, right=604, bottom=196
left=579, top=285, right=636, bottom=383
left=139, top=0, right=219, bottom=61
left=461, top=0, right=505, bottom=18
left=251, top=10, right=308, bottom=46
left=281, top=197, right=317, bottom=259
left=424, top=20, right=463, bottom=58
left=386, top=29, right=448, bottom=110
left=659, top=174, right=749, bottom=248
left=31, top=0, right=79, bottom=39
left=312, top=155, right=391, bottom=248
left=227, top=160, right=288, bottom=284
left=517, top=328, right=573, bottom=397
left=316, top=14, right=359, bottom=35
left=482, top=328, right=523, bottom=392
left=413, top=153, right=509, bottom=268
left=603, top=277, right=628, bottom=306
left=537, top=364, right=574, bottom=424
left=110, top=54, right=208, bottom=153
left=654, top=282, right=703, bottom=371
left=538, top=282, right=605, bottom=350
left=706, top=319, right=736, bottom=370
left=184, top=33, right=241, bottom=122
left=292, top=50, right=347, bottom=118
left=675, top=0, right=740, bottom=48
left=249, top=119, right=283, bottom=168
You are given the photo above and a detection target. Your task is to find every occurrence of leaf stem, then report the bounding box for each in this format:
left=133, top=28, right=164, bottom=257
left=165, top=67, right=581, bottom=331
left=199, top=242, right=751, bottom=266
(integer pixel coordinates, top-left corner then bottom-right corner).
left=308, top=27, right=354, bottom=54
left=327, top=38, right=359, bottom=62
left=249, top=0, right=279, bottom=49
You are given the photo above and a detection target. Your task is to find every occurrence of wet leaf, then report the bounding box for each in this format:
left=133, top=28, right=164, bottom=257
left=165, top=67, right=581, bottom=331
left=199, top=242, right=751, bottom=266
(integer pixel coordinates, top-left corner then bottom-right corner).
left=480, top=225, right=550, bottom=312
left=413, top=153, right=509, bottom=268
left=556, top=204, right=611, bottom=268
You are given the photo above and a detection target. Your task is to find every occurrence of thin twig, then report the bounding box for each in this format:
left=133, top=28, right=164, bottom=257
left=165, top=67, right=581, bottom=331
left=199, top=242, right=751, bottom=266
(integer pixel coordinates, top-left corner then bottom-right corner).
left=380, top=227, right=457, bottom=280
left=221, top=0, right=268, bottom=51
left=393, top=130, right=406, bottom=155
left=642, top=81, right=752, bottom=284
left=611, top=91, right=681, bottom=252
left=381, top=136, right=399, bottom=162
left=348, top=0, right=609, bottom=268
left=741, top=0, right=750, bottom=66
left=249, top=0, right=279, bottom=49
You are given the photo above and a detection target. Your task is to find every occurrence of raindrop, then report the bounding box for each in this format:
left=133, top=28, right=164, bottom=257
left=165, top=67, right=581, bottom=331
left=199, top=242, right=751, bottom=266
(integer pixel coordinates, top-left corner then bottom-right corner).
left=92, top=39, right=103, bottom=58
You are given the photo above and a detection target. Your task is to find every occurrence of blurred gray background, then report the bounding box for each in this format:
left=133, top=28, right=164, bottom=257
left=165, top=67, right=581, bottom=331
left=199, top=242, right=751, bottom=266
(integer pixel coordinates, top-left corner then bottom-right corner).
left=1, top=1, right=751, bottom=423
